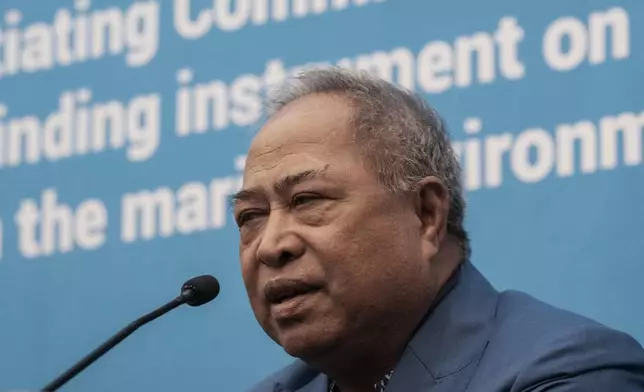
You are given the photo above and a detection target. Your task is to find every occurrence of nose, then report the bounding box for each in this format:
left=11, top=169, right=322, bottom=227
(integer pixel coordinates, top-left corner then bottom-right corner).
left=256, top=211, right=305, bottom=268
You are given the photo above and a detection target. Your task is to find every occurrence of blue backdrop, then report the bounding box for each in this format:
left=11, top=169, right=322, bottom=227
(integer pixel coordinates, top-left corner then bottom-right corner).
left=0, top=0, right=642, bottom=391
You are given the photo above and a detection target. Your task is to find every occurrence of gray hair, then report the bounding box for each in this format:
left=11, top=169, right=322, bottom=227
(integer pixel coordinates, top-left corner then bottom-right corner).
left=265, top=67, right=470, bottom=260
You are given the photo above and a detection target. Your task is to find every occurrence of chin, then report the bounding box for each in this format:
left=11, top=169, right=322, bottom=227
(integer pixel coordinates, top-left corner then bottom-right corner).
left=277, top=322, right=341, bottom=360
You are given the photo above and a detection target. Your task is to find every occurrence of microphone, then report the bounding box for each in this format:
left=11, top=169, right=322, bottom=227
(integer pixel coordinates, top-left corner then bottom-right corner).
left=42, top=275, right=220, bottom=391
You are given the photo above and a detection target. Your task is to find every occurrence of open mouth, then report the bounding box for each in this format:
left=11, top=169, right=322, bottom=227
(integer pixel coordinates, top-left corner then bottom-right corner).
left=264, top=279, right=322, bottom=305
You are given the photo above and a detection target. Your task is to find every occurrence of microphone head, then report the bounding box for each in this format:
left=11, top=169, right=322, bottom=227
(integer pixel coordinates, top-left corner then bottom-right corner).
left=181, top=275, right=220, bottom=306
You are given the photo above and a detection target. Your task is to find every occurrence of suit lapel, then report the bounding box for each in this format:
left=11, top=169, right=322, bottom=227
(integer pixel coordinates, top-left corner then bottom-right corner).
left=384, top=343, right=489, bottom=392
left=383, top=346, right=435, bottom=391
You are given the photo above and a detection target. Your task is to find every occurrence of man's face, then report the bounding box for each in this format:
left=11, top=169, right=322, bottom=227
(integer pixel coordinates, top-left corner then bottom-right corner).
left=234, top=93, right=434, bottom=360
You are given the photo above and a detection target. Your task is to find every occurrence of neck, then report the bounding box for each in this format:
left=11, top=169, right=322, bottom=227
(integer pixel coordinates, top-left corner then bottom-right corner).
left=318, top=335, right=403, bottom=392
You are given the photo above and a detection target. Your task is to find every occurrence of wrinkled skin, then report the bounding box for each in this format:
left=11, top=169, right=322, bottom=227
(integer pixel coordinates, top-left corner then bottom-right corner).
left=233, top=93, right=453, bottom=389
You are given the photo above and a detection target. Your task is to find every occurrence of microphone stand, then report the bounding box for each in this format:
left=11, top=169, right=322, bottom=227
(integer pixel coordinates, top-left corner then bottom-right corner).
left=42, top=290, right=193, bottom=391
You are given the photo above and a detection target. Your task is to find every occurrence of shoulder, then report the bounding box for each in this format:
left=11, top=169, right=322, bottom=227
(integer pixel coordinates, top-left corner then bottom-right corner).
left=493, top=289, right=642, bottom=353
left=245, top=360, right=323, bottom=392
left=484, top=290, right=644, bottom=389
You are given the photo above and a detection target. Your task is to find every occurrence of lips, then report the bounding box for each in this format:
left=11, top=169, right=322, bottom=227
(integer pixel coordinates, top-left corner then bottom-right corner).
left=264, top=279, right=322, bottom=305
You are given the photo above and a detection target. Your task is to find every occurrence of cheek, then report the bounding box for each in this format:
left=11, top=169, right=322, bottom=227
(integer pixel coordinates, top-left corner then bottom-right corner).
left=239, top=251, right=273, bottom=323
left=239, top=247, right=259, bottom=294
left=323, top=215, right=421, bottom=289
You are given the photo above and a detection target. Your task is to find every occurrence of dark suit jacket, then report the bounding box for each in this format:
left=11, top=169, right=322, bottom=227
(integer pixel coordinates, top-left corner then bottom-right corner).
left=247, top=261, right=644, bottom=391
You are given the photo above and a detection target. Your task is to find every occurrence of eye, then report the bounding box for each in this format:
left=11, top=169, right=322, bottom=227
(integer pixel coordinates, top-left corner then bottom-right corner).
left=292, top=193, right=322, bottom=207
left=236, top=209, right=264, bottom=227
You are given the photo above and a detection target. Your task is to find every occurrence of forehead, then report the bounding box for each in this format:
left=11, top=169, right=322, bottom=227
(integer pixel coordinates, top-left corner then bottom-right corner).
left=242, top=93, right=361, bottom=185
left=253, top=93, right=355, bottom=152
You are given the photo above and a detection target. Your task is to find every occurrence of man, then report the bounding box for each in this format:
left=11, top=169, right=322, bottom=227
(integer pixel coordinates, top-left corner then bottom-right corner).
left=232, top=67, right=644, bottom=392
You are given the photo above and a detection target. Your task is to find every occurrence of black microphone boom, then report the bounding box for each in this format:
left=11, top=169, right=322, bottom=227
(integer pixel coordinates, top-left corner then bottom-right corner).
left=42, top=275, right=220, bottom=392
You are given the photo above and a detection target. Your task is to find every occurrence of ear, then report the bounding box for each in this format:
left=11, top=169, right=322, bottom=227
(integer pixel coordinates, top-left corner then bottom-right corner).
left=414, top=176, right=450, bottom=248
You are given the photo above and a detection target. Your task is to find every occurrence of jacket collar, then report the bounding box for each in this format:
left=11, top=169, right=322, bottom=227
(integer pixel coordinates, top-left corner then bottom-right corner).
left=409, top=260, right=498, bottom=377
left=384, top=261, right=499, bottom=391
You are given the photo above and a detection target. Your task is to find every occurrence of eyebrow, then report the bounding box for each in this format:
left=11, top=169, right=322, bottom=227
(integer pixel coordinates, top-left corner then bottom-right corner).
left=229, top=166, right=330, bottom=209
left=275, top=166, right=329, bottom=191
left=228, top=189, right=261, bottom=210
